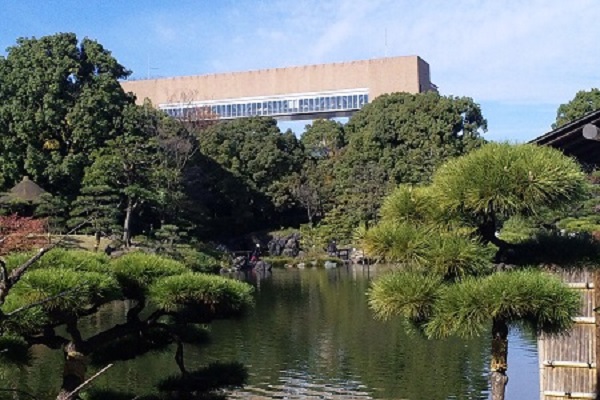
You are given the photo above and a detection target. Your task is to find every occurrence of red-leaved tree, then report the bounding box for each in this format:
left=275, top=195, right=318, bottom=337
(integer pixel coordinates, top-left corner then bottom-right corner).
left=0, top=215, right=47, bottom=256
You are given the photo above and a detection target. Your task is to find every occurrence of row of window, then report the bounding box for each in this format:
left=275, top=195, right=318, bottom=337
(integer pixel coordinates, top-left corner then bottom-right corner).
left=163, top=93, right=369, bottom=119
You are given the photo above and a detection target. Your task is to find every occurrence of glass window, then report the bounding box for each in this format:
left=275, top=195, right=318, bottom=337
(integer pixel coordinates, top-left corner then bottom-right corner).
left=365, top=94, right=369, bottom=104
left=308, top=98, right=314, bottom=112
left=352, top=95, right=358, bottom=108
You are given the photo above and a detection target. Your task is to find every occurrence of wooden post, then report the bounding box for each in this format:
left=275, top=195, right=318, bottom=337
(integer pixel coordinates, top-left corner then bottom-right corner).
left=594, top=270, right=600, bottom=397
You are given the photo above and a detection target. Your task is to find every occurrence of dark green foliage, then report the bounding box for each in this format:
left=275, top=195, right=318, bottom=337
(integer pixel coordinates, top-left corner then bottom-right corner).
left=307, top=91, right=487, bottom=235
left=0, top=33, right=132, bottom=195
left=510, top=233, right=600, bottom=267
left=111, top=252, right=188, bottom=297
left=2, top=268, right=120, bottom=317
left=0, top=334, right=30, bottom=365
left=34, top=193, right=69, bottom=233
left=363, top=222, right=428, bottom=264
left=69, top=183, right=121, bottom=235
left=261, top=256, right=296, bottom=268
left=432, top=143, right=587, bottom=221
left=179, top=249, right=221, bottom=274
left=343, top=92, right=486, bottom=185
left=190, top=117, right=305, bottom=236
left=31, top=248, right=111, bottom=273
left=425, top=270, right=580, bottom=338
left=553, top=88, right=600, bottom=129
left=301, top=119, right=346, bottom=158
left=368, top=271, right=443, bottom=322
left=199, top=117, right=304, bottom=211
left=149, top=273, right=254, bottom=320
left=423, top=234, right=496, bottom=280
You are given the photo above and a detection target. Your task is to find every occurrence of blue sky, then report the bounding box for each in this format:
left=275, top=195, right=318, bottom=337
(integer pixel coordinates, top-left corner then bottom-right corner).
left=1, top=0, right=599, bottom=142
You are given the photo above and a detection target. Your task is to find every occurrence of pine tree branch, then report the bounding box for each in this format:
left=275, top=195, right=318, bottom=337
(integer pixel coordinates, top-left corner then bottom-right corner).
left=0, top=220, right=90, bottom=307
left=4, top=285, right=83, bottom=317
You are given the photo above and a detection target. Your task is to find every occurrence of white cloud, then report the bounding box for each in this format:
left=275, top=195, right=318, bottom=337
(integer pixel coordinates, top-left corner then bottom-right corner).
left=113, top=0, right=600, bottom=140
left=190, top=0, right=600, bottom=105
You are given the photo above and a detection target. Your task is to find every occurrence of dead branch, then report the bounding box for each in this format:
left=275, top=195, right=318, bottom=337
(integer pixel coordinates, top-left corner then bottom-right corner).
left=63, top=363, right=113, bottom=400
left=0, top=220, right=90, bottom=306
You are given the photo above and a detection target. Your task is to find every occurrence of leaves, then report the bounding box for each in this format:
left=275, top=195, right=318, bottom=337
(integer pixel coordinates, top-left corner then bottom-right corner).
left=432, top=142, right=588, bottom=220
left=553, top=88, right=600, bottom=129
left=0, top=33, right=133, bottom=195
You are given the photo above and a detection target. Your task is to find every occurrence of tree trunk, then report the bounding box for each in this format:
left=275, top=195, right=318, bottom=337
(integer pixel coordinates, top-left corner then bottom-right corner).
left=56, top=342, right=87, bottom=400
left=122, top=198, right=133, bottom=247
left=490, top=318, right=509, bottom=400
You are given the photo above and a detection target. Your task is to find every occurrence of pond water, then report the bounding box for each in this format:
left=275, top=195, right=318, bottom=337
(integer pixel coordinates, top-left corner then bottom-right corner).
left=6, top=265, right=539, bottom=399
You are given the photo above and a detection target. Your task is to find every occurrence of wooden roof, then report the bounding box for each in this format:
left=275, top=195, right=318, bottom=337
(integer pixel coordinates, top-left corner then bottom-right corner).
left=530, top=109, right=600, bottom=167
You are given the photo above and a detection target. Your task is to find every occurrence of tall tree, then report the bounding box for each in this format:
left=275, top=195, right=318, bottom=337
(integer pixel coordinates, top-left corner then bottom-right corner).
left=194, top=117, right=305, bottom=234
left=364, top=143, right=587, bottom=399
left=0, top=33, right=132, bottom=196
left=553, top=88, right=600, bottom=129
left=328, top=92, right=487, bottom=230
left=75, top=102, right=167, bottom=245
left=301, top=119, right=346, bottom=159
left=199, top=117, right=304, bottom=207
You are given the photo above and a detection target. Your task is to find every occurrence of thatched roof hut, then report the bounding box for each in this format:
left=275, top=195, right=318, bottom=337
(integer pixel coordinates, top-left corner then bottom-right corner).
left=3, top=176, right=47, bottom=203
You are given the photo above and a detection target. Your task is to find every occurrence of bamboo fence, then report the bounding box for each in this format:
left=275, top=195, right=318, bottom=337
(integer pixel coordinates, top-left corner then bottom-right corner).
left=539, top=268, right=598, bottom=399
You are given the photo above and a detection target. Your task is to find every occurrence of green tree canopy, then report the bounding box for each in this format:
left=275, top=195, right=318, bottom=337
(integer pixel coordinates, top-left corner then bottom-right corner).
left=431, top=142, right=587, bottom=250
left=0, top=33, right=133, bottom=196
left=364, top=142, right=586, bottom=399
left=342, top=91, right=487, bottom=185
left=198, top=117, right=304, bottom=208
left=553, top=88, right=600, bottom=129
left=301, top=119, right=346, bottom=159
left=320, top=91, right=487, bottom=231
left=0, top=249, right=254, bottom=399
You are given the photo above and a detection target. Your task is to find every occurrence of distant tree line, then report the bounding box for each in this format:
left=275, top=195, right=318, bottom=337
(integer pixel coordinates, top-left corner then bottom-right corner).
left=0, top=33, right=489, bottom=245
left=4, top=33, right=600, bottom=247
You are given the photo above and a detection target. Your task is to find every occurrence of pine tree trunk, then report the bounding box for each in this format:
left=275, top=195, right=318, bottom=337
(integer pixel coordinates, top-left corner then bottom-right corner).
left=56, top=342, right=87, bottom=400
left=122, top=198, right=133, bottom=247
left=490, top=318, right=509, bottom=400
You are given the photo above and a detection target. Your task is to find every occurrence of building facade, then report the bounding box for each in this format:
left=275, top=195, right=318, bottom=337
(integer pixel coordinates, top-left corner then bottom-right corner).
left=120, top=56, right=436, bottom=121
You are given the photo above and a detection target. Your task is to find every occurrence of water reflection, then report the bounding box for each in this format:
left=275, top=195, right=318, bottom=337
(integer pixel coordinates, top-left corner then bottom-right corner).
left=0, top=265, right=542, bottom=399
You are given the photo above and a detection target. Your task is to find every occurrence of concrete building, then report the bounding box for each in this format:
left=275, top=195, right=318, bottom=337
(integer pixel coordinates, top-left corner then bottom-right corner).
left=120, top=56, right=436, bottom=121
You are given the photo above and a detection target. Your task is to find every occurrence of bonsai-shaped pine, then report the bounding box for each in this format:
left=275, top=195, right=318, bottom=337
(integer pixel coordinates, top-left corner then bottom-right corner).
left=0, top=249, right=254, bottom=400
left=363, top=143, right=586, bottom=400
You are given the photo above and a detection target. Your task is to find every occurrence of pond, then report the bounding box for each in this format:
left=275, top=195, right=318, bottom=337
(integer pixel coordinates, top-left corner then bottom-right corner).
left=5, top=265, right=539, bottom=399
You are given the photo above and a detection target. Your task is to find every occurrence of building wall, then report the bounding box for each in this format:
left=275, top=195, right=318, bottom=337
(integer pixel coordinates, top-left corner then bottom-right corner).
left=120, top=55, right=433, bottom=106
